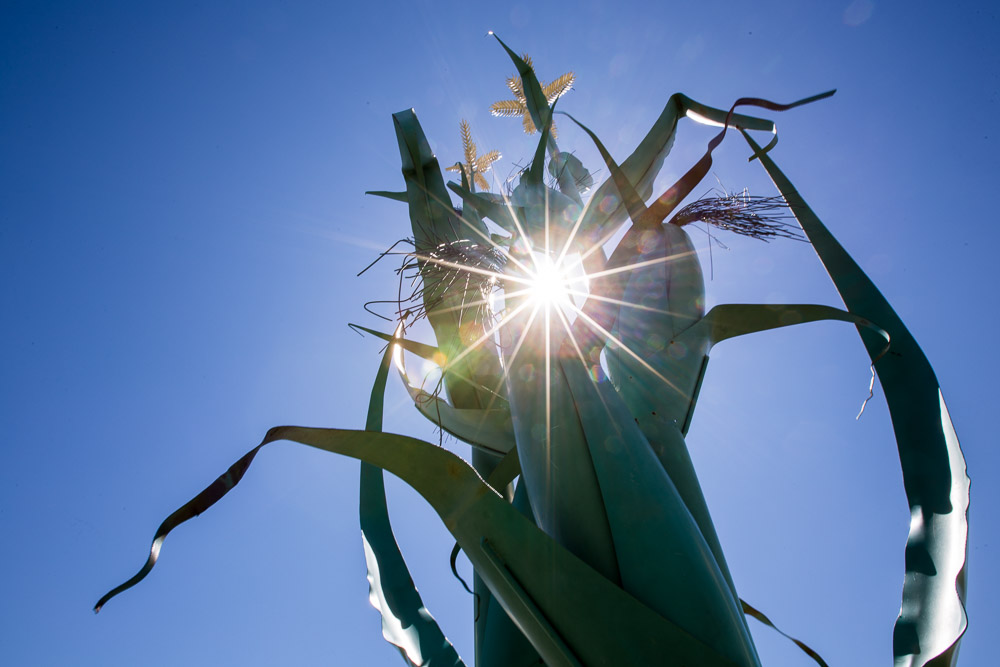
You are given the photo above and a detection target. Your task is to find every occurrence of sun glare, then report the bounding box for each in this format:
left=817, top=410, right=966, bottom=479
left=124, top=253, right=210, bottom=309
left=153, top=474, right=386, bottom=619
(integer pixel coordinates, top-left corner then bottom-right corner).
left=524, top=251, right=589, bottom=320
left=528, top=255, right=570, bottom=306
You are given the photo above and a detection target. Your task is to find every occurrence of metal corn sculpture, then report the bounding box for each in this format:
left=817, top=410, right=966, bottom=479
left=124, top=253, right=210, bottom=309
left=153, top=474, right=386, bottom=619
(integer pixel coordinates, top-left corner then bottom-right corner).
left=97, top=35, right=969, bottom=667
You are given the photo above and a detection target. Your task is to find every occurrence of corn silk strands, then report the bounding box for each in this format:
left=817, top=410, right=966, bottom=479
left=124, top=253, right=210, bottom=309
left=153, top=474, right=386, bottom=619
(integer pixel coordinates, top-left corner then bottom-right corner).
left=668, top=190, right=804, bottom=242
left=360, top=238, right=507, bottom=330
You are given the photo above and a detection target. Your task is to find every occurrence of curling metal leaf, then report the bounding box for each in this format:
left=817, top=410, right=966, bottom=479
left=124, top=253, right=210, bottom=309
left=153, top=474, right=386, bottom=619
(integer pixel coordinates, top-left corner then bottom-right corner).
left=360, top=330, right=465, bottom=667
left=99, top=424, right=740, bottom=666
left=745, top=131, right=969, bottom=667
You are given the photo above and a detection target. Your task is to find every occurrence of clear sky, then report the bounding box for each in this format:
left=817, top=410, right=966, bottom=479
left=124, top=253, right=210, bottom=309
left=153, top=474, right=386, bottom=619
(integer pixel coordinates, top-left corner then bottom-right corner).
left=2, top=1, right=997, bottom=665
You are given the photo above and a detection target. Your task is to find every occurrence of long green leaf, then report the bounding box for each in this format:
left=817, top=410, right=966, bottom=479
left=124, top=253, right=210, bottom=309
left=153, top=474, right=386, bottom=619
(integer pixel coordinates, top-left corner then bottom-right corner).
left=745, top=131, right=969, bottom=667
left=99, top=425, right=742, bottom=666
left=93, top=443, right=263, bottom=613
left=559, top=110, right=648, bottom=224
left=613, top=303, right=891, bottom=439
left=741, top=600, right=829, bottom=667
left=524, top=97, right=555, bottom=189
left=693, top=303, right=888, bottom=347
left=366, top=190, right=409, bottom=203
left=360, top=331, right=464, bottom=666
left=350, top=323, right=439, bottom=361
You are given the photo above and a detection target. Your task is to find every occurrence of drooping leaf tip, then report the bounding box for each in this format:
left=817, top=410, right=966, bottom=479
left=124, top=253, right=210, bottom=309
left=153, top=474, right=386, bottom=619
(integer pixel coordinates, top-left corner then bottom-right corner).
left=94, top=588, right=116, bottom=614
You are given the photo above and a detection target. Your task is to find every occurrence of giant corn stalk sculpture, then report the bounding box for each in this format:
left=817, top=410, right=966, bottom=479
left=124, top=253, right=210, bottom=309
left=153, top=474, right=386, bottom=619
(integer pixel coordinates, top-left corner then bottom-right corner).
left=97, top=35, right=969, bottom=666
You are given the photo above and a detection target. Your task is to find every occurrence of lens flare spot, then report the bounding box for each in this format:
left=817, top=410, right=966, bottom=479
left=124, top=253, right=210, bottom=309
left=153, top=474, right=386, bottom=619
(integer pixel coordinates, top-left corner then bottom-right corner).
left=637, top=230, right=660, bottom=253
left=518, top=363, right=536, bottom=383
left=645, top=333, right=666, bottom=351
left=667, top=341, right=688, bottom=360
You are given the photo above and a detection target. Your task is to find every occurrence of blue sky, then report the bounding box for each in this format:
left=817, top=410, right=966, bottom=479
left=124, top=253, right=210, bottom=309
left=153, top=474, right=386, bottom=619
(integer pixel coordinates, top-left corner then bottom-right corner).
left=2, top=1, right=997, bottom=664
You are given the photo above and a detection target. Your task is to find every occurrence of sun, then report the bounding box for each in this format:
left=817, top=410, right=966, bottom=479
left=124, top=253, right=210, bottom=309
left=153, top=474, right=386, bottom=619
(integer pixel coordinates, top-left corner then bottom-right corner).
left=524, top=253, right=572, bottom=307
